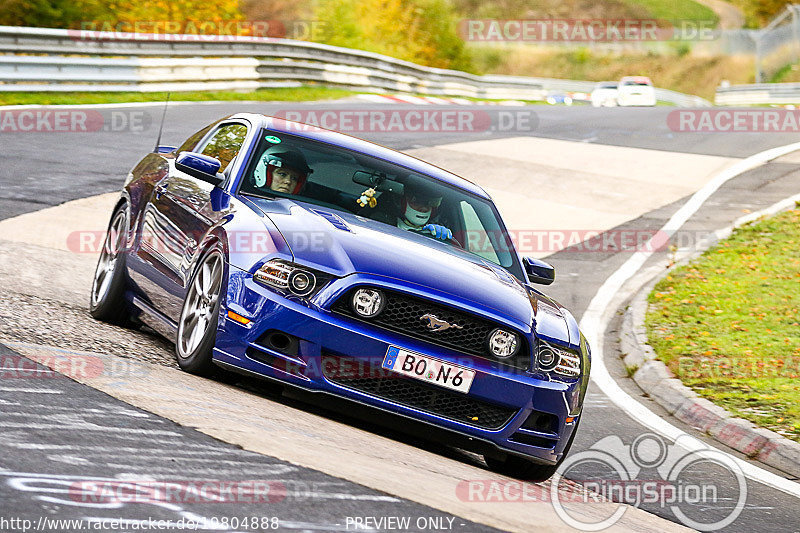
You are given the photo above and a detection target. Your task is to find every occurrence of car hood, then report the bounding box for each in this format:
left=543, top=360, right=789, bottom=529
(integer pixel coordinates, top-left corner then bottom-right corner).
left=247, top=197, right=570, bottom=338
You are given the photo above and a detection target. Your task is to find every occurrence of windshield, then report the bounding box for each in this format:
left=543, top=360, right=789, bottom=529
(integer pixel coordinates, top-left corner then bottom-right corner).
left=238, top=129, right=522, bottom=277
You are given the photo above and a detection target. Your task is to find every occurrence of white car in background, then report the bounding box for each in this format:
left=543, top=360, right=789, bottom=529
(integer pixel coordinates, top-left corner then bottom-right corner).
left=590, top=82, right=619, bottom=107
left=616, top=76, right=657, bottom=106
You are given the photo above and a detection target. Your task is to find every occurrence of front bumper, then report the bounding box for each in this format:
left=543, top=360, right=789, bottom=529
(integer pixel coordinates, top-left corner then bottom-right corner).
left=213, top=269, right=583, bottom=464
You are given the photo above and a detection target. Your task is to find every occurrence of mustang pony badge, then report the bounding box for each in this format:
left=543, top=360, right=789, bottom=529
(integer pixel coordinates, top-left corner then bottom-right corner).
left=420, top=313, right=463, bottom=332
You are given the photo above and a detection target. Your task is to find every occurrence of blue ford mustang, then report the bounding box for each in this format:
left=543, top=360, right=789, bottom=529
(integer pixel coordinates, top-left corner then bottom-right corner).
left=90, top=113, right=590, bottom=480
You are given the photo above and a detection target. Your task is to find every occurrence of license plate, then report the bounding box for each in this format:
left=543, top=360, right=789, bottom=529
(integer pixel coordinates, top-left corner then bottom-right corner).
left=382, top=346, right=475, bottom=393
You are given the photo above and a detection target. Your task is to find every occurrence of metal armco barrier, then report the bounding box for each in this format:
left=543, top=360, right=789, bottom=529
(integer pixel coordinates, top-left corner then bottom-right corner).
left=0, top=25, right=710, bottom=106
left=716, top=82, right=800, bottom=105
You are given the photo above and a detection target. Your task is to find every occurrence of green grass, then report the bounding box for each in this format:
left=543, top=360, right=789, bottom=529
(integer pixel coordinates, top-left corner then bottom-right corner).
left=722, top=0, right=787, bottom=28
left=624, top=0, right=718, bottom=23
left=770, top=63, right=800, bottom=83
left=0, top=86, right=551, bottom=107
left=646, top=208, right=800, bottom=442
left=0, top=86, right=357, bottom=106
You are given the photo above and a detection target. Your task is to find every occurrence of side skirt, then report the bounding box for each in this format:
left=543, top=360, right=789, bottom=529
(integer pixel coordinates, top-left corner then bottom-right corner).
left=126, top=291, right=178, bottom=341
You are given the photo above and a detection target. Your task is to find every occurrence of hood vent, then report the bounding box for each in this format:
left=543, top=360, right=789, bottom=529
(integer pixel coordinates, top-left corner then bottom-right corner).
left=310, top=208, right=351, bottom=232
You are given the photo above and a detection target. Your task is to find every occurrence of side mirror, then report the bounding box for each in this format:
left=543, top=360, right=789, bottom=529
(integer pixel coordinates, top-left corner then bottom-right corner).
left=175, top=151, right=224, bottom=186
left=523, top=256, right=555, bottom=285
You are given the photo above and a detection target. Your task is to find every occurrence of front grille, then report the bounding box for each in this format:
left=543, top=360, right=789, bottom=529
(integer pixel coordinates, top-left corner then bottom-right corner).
left=332, top=288, right=529, bottom=370
left=322, top=354, right=517, bottom=430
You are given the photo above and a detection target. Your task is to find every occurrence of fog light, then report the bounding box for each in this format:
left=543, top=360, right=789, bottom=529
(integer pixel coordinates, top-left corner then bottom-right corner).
left=351, top=288, right=385, bottom=318
left=487, top=328, right=519, bottom=358
left=289, top=269, right=316, bottom=296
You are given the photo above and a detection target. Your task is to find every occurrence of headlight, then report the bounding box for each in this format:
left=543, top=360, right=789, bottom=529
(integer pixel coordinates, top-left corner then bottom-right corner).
left=254, top=259, right=293, bottom=289
left=537, top=340, right=580, bottom=377
left=351, top=288, right=385, bottom=318
left=487, top=328, right=520, bottom=359
left=254, top=259, right=324, bottom=297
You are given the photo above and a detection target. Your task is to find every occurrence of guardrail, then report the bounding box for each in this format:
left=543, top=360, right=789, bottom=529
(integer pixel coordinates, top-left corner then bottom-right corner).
left=0, top=25, right=711, bottom=106
left=715, top=82, right=800, bottom=105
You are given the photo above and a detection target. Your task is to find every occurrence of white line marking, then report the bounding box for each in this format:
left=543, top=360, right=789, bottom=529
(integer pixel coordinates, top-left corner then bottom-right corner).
left=0, top=422, right=180, bottom=436
left=47, top=455, right=92, bottom=466
left=107, top=457, right=294, bottom=467
left=0, top=387, right=63, bottom=394
left=580, top=141, right=800, bottom=498
left=0, top=367, right=54, bottom=373
left=0, top=443, right=250, bottom=456
left=294, top=492, right=400, bottom=502
left=0, top=471, right=150, bottom=480
left=103, top=463, right=296, bottom=475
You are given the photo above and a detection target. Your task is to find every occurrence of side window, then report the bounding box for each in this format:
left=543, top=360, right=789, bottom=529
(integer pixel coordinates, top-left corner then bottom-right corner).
left=197, top=123, right=248, bottom=173
left=460, top=201, right=500, bottom=264
left=177, top=124, right=214, bottom=153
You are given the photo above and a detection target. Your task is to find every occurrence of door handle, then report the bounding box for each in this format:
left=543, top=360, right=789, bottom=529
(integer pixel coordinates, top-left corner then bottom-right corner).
left=185, top=237, right=197, bottom=253
left=154, top=183, right=168, bottom=199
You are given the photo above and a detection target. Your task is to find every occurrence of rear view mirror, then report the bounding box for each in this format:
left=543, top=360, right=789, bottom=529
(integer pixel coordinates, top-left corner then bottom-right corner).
left=352, top=170, right=403, bottom=194
left=523, top=257, right=555, bottom=285
left=175, top=151, right=224, bottom=186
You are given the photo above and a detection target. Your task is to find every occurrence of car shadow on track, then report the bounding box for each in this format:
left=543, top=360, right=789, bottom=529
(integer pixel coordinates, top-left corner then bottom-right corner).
left=215, top=368, right=496, bottom=472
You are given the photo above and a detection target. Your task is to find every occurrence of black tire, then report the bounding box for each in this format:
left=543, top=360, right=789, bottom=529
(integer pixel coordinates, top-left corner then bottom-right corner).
left=175, top=246, right=224, bottom=376
left=485, top=419, right=581, bottom=481
left=90, top=204, right=132, bottom=325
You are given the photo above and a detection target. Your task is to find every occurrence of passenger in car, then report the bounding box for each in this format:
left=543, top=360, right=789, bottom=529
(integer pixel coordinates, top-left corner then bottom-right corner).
left=253, top=145, right=313, bottom=194
left=367, top=182, right=453, bottom=241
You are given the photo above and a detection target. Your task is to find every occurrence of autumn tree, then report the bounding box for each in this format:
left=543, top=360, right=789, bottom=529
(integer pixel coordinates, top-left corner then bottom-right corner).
left=0, top=0, right=243, bottom=31
left=313, top=0, right=472, bottom=70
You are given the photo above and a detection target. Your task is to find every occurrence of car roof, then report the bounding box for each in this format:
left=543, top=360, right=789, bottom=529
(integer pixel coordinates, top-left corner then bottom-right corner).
left=230, top=113, right=490, bottom=199
left=620, top=76, right=652, bottom=84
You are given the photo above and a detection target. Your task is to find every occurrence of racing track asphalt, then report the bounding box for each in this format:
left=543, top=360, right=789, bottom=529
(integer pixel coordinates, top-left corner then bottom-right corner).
left=2, top=101, right=800, bottom=532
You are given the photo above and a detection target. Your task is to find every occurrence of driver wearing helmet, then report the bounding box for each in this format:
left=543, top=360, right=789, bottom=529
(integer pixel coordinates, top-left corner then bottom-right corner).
left=254, top=145, right=313, bottom=194
left=397, top=183, right=452, bottom=241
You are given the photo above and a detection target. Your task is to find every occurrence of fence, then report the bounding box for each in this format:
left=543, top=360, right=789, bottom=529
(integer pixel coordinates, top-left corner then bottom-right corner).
left=715, top=82, right=800, bottom=105
left=0, top=25, right=710, bottom=106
